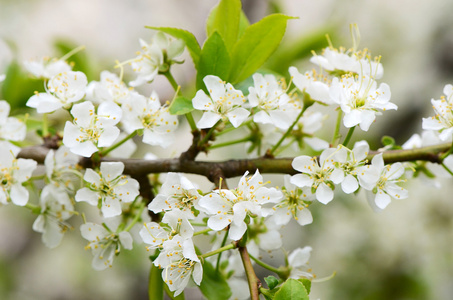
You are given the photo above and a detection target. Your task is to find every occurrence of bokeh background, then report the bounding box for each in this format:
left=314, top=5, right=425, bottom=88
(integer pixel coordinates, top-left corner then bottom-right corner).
left=1, top=0, right=453, bottom=299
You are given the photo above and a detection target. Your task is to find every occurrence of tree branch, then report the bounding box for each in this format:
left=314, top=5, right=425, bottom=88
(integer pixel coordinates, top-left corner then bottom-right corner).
left=18, top=142, right=451, bottom=182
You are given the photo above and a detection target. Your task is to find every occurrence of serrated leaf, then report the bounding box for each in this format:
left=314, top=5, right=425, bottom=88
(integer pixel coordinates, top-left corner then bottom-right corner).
left=264, top=275, right=279, bottom=290
left=199, top=260, right=232, bottom=300
left=206, top=0, right=242, bottom=52
left=274, top=279, right=309, bottom=300
left=228, top=14, right=295, bottom=84
left=196, top=32, right=230, bottom=91
left=147, top=26, right=201, bottom=67
left=169, top=96, right=194, bottom=115
left=298, top=278, right=311, bottom=294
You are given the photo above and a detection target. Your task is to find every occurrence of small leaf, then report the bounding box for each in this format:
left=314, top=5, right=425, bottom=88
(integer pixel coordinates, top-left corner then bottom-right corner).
left=238, top=11, right=250, bottom=38
left=147, top=27, right=201, bottom=67
left=274, top=279, right=309, bottom=300
left=264, top=275, right=279, bottom=290
left=196, top=32, right=230, bottom=91
left=206, top=0, right=242, bottom=52
left=148, top=264, right=164, bottom=300
left=228, top=14, right=296, bottom=84
left=169, top=96, right=194, bottom=115
left=381, top=135, right=395, bottom=147
left=298, top=278, right=311, bottom=294
left=199, top=260, right=232, bottom=300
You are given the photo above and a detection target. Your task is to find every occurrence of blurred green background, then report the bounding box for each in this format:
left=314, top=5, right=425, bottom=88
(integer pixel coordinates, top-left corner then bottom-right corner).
left=1, top=0, right=453, bottom=299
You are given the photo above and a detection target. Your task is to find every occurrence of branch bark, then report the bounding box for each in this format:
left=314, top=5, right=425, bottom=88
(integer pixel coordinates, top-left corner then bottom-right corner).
left=18, top=142, right=451, bottom=182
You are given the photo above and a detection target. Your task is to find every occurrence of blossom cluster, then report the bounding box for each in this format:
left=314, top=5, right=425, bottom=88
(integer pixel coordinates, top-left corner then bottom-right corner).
left=2, top=21, right=450, bottom=299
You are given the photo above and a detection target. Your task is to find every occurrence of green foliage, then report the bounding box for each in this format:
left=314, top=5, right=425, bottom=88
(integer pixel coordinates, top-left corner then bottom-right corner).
left=228, top=14, right=296, bottom=84
left=148, top=264, right=164, bottom=300
left=196, top=32, right=230, bottom=91
left=199, top=260, right=232, bottom=300
left=1, top=61, right=43, bottom=110
left=298, top=278, right=311, bottom=294
left=274, top=279, right=309, bottom=300
left=206, top=0, right=242, bottom=52
left=147, top=26, right=202, bottom=67
left=169, top=96, right=194, bottom=115
left=54, top=39, right=95, bottom=81
left=264, top=275, right=279, bottom=290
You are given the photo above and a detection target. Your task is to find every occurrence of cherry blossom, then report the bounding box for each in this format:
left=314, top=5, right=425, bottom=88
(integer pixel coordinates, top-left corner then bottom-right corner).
left=86, top=71, right=131, bottom=105
left=122, top=91, right=178, bottom=148
left=0, top=142, right=37, bottom=206
left=27, top=71, right=87, bottom=113
left=63, top=101, right=122, bottom=157
left=0, top=100, right=26, bottom=142
left=75, top=162, right=140, bottom=218
left=32, top=185, right=74, bottom=248
left=192, top=75, right=250, bottom=129
left=248, top=73, right=299, bottom=129
left=80, top=219, right=133, bottom=270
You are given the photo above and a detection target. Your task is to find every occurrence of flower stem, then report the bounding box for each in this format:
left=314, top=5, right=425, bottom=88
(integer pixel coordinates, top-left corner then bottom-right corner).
left=60, top=45, right=86, bottom=61
left=441, top=162, right=453, bottom=176
left=200, top=243, right=236, bottom=259
left=148, top=263, right=164, bottom=300
left=198, top=121, right=220, bottom=147
left=185, top=113, right=197, bottom=132
left=332, top=109, right=343, bottom=146
left=239, top=246, right=261, bottom=300
left=99, top=130, right=137, bottom=157
left=42, top=113, right=49, bottom=137
left=216, top=230, right=229, bottom=272
left=164, top=71, right=179, bottom=92
left=268, top=105, right=308, bottom=157
left=124, top=201, right=146, bottom=232
left=341, top=126, right=355, bottom=147
left=208, top=135, right=252, bottom=150
left=193, top=228, right=212, bottom=236
left=248, top=253, right=282, bottom=275
left=440, top=141, right=453, bottom=160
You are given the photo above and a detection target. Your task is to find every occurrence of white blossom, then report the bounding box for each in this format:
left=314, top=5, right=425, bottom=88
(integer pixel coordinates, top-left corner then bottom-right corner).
left=291, top=149, right=344, bottom=204
left=248, top=73, right=299, bottom=129
left=80, top=219, right=133, bottom=270
left=192, top=75, right=250, bottom=129
left=0, top=100, right=26, bottom=142
left=27, top=71, right=87, bottom=113
left=357, top=153, right=408, bottom=210
left=288, top=246, right=314, bottom=279
left=86, top=70, right=131, bottom=105
left=199, top=170, right=282, bottom=241
left=24, top=57, right=72, bottom=79
left=289, top=67, right=332, bottom=105
left=154, top=235, right=202, bottom=296
left=422, top=85, right=453, bottom=141
left=44, top=145, right=80, bottom=192
left=0, top=142, right=37, bottom=206
left=32, top=185, right=74, bottom=248
left=267, top=175, right=314, bottom=226
left=63, top=101, right=122, bottom=157
left=129, top=32, right=185, bottom=87
left=329, top=74, right=396, bottom=131
left=122, top=91, right=178, bottom=148
left=75, top=162, right=140, bottom=218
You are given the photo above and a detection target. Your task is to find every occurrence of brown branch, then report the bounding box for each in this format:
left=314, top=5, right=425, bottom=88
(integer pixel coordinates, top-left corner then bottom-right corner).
left=18, top=142, right=451, bottom=183
left=239, top=246, right=261, bottom=300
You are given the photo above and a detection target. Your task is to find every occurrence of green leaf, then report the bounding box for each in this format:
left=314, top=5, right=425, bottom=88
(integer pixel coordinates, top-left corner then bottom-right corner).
left=148, top=264, right=164, bottom=300
left=298, top=278, right=311, bottom=294
left=381, top=135, right=396, bottom=147
left=196, top=32, right=230, bottom=91
left=199, top=260, right=232, bottom=300
left=264, top=275, right=279, bottom=290
left=274, top=279, right=309, bottom=300
left=169, top=96, right=194, bottom=115
left=238, top=11, right=250, bottom=38
left=228, top=14, right=295, bottom=84
left=206, top=0, right=241, bottom=52
left=147, top=27, right=201, bottom=67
